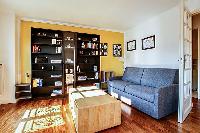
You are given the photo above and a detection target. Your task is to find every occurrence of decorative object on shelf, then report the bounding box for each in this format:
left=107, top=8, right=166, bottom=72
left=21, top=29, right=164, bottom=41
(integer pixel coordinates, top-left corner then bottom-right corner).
left=51, top=60, right=62, bottom=64
left=65, top=58, right=74, bottom=64
left=113, top=44, right=122, bottom=57
left=95, top=72, right=99, bottom=79
left=32, top=45, right=41, bottom=53
left=88, top=41, right=92, bottom=48
left=92, top=37, right=98, bottom=42
left=127, top=40, right=136, bottom=51
left=95, top=50, right=98, bottom=55
left=51, top=75, right=62, bottom=78
left=55, top=81, right=62, bottom=86
left=56, top=47, right=62, bottom=53
left=51, top=90, right=62, bottom=96
left=35, top=57, right=48, bottom=63
left=100, top=43, right=108, bottom=56
left=70, top=69, right=73, bottom=73
left=33, top=79, right=43, bottom=87
left=78, top=76, right=87, bottom=81
left=56, top=39, right=62, bottom=44
left=142, top=35, right=155, bottom=50
left=77, top=65, right=80, bottom=72
left=92, top=43, right=96, bottom=49
left=66, top=36, right=74, bottom=41
left=65, top=44, right=74, bottom=48
left=41, top=66, right=45, bottom=70
left=81, top=42, right=85, bottom=48
left=55, top=33, right=59, bottom=38
left=37, top=32, right=47, bottom=37
left=87, top=77, right=94, bottom=80
left=52, top=39, right=57, bottom=44
left=91, top=51, right=95, bottom=55
left=79, top=50, right=84, bottom=55
left=65, top=74, right=74, bottom=84
left=51, top=66, right=55, bottom=70
left=84, top=58, right=88, bottom=63
left=94, top=66, right=98, bottom=72
left=65, top=68, right=74, bottom=74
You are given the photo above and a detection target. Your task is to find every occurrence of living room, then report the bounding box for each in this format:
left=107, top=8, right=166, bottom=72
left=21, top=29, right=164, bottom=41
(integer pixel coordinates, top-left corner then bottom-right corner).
left=0, top=0, right=200, bottom=133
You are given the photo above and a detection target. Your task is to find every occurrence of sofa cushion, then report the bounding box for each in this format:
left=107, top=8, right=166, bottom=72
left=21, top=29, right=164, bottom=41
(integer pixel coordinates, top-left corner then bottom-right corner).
left=122, top=67, right=144, bottom=84
left=124, top=85, right=156, bottom=103
left=141, top=68, right=177, bottom=88
left=108, top=80, right=132, bottom=91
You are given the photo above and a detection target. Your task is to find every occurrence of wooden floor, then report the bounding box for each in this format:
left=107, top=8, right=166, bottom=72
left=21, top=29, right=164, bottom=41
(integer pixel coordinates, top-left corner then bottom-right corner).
left=0, top=98, right=200, bottom=133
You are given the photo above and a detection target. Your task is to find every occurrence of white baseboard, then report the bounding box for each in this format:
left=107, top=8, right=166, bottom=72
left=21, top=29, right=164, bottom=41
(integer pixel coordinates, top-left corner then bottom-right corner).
left=0, top=98, right=16, bottom=104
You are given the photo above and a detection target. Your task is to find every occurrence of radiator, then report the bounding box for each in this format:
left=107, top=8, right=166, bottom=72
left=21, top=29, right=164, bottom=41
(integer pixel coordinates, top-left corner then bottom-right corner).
left=0, top=64, right=4, bottom=96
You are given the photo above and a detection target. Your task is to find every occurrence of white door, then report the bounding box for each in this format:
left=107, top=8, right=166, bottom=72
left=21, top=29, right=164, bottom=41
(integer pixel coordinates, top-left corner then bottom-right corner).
left=178, top=0, right=193, bottom=123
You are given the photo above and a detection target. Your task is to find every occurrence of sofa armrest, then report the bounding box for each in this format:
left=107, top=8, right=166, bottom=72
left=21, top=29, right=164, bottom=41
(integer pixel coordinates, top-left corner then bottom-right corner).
left=154, top=84, right=179, bottom=119
left=109, top=76, right=123, bottom=81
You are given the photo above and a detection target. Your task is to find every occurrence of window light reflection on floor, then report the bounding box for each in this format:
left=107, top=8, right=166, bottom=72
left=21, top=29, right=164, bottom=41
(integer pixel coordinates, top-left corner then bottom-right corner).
left=22, top=105, right=62, bottom=119
left=15, top=105, right=65, bottom=133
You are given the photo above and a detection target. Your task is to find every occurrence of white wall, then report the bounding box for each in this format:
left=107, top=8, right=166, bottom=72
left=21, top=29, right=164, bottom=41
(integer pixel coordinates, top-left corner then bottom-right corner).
left=0, top=9, right=17, bottom=104
left=187, top=0, right=200, bottom=13
left=124, top=5, right=180, bottom=69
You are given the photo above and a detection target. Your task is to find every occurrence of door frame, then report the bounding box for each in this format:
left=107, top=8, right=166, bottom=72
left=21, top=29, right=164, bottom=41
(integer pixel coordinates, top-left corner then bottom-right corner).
left=192, top=28, right=200, bottom=100
left=198, top=28, right=200, bottom=99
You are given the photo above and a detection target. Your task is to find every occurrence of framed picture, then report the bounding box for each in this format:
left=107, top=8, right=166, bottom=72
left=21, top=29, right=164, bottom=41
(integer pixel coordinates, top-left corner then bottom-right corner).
left=127, top=40, right=136, bottom=51
left=142, top=35, right=155, bottom=50
left=113, top=44, right=122, bottom=57
left=100, top=43, right=108, bottom=56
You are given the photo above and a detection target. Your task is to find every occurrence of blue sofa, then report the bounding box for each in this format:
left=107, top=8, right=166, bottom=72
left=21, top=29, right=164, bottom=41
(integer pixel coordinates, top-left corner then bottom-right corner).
left=108, top=67, right=179, bottom=119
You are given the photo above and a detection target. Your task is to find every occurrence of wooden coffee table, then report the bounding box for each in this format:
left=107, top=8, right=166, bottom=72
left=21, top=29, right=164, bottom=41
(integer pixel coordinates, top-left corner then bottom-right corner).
left=69, top=87, right=121, bottom=133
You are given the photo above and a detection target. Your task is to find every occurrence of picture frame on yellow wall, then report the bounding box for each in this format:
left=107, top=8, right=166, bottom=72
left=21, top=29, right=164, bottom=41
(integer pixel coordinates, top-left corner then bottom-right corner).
left=113, top=44, right=122, bottom=57
left=100, top=43, right=108, bottom=56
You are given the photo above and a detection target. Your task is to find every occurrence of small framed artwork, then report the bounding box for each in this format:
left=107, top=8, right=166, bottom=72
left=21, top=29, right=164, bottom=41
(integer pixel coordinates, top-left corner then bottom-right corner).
left=127, top=40, right=136, bottom=51
left=100, top=43, right=108, bottom=56
left=142, top=35, right=155, bottom=50
left=113, top=44, right=122, bottom=57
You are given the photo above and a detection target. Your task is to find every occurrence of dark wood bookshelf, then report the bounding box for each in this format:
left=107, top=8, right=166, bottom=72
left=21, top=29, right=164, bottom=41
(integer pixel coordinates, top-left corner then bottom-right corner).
left=31, top=28, right=64, bottom=98
left=31, top=28, right=101, bottom=98
left=76, top=33, right=100, bottom=87
left=63, top=31, right=76, bottom=91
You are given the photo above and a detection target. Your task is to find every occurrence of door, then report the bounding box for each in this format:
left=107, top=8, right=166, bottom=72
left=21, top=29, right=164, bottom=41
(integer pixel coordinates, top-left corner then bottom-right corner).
left=178, top=0, right=193, bottom=123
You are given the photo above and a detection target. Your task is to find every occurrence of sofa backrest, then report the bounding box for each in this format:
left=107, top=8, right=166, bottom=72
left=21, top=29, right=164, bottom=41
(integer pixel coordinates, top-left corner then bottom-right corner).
left=122, top=67, right=144, bottom=84
left=141, top=68, right=178, bottom=88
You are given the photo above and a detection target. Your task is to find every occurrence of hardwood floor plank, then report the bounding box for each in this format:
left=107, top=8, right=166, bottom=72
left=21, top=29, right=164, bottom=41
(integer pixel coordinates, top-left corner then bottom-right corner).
left=0, top=98, right=200, bottom=133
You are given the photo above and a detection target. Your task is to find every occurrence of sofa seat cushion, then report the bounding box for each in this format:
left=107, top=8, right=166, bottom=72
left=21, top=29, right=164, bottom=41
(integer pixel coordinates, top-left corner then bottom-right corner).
left=108, top=80, right=132, bottom=91
left=122, top=67, right=144, bottom=84
left=124, top=85, right=156, bottom=103
left=141, top=68, right=177, bottom=88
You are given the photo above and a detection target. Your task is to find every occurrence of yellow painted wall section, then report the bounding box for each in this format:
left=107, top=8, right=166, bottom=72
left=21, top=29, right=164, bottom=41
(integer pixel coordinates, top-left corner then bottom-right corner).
left=20, top=21, right=124, bottom=83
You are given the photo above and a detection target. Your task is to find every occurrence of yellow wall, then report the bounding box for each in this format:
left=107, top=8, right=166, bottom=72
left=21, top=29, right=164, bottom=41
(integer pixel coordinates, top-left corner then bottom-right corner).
left=20, top=21, right=124, bottom=83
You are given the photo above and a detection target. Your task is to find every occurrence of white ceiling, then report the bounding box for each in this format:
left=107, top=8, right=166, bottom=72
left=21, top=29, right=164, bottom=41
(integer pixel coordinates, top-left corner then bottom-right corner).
left=0, top=0, right=179, bottom=32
